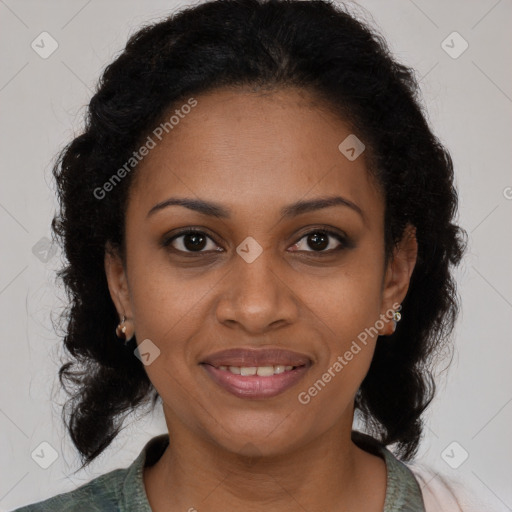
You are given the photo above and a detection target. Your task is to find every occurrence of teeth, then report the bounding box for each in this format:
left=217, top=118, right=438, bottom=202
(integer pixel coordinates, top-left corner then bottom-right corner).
left=240, top=366, right=257, bottom=376
left=218, top=365, right=295, bottom=376
left=256, top=366, right=275, bottom=376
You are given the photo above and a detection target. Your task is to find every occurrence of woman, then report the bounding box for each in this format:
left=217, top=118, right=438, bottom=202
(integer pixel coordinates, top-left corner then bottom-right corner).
left=13, top=0, right=487, bottom=510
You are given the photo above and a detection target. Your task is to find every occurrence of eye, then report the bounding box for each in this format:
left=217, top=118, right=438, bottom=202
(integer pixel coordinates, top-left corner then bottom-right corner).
left=162, top=227, right=350, bottom=256
left=162, top=229, right=222, bottom=254
left=289, top=229, right=347, bottom=254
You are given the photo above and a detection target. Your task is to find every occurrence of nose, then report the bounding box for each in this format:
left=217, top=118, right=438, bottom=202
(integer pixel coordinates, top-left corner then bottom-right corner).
left=215, top=246, right=300, bottom=334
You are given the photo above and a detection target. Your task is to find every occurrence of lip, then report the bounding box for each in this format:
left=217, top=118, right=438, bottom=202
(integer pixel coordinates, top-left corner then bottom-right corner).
left=201, top=363, right=310, bottom=399
left=200, top=347, right=312, bottom=368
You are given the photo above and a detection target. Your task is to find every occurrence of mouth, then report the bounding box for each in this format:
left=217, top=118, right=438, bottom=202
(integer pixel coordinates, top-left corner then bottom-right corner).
left=199, top=347, right=312, bottom=399
left=203, top=363, right=303, bottom=376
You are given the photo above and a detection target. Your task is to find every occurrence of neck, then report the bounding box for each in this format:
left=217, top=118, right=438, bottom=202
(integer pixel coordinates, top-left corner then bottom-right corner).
left=143, top=416, right=387, bottom=512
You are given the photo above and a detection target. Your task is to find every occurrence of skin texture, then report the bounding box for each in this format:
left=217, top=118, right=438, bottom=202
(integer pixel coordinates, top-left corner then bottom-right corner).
left=104, top=86, right=418, bottom=512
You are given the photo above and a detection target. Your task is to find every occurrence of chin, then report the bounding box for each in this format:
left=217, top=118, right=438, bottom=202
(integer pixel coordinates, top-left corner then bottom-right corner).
left=206, top=417, right=307, bottom=459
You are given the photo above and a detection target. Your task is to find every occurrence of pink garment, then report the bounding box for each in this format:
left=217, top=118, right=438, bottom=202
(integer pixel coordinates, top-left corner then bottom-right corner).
left=406, top=462, right=508, bottom=512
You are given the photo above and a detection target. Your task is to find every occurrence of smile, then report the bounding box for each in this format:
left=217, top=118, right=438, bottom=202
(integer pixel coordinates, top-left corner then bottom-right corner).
left=200, top=362, right=310, bottom=399
left=217, top=364, right=296, bottom=375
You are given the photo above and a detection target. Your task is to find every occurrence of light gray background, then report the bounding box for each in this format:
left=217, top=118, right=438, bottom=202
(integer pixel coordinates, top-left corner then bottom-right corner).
left=1, top=0, right=511, bottom=510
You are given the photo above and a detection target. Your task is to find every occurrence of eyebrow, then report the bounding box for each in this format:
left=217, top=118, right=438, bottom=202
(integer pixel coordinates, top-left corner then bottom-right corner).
left=147, top=195, right=365, bottom=222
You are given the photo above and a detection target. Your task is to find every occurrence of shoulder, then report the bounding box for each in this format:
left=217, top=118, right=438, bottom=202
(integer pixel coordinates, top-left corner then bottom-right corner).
left=405, top=462, right=504, bottom=512
left=10, top=434, right=169, bottom=512
left=352, top=430, right=427, bottom=510
left=9, top=467, right=129, bottom=512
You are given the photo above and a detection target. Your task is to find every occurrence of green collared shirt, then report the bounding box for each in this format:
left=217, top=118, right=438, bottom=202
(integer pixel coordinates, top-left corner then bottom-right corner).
left=12, top=432, right=426, bottom=511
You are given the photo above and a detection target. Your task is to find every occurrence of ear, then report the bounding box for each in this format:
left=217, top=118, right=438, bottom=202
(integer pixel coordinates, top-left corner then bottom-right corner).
left=104, top=241, right=134, bottom=319
left=379, top=223, right=418, bottom=335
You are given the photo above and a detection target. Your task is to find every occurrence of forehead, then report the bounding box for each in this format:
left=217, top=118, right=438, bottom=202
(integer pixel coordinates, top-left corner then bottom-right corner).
left=128, top=86, right=383, bottom=223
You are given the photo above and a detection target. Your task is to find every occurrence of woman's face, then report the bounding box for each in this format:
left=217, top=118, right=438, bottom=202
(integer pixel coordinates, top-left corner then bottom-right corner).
left=106, top=86, right=416, bottom=457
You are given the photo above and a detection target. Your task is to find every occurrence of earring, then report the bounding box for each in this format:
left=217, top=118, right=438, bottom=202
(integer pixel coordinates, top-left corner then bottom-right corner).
left=392, top=306, right=402, bottom=333
left=116, top=315, right=134, bottom=342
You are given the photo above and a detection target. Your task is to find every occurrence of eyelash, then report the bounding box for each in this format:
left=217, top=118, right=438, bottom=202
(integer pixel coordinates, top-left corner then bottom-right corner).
left=161, top=227, right=351, bottom=257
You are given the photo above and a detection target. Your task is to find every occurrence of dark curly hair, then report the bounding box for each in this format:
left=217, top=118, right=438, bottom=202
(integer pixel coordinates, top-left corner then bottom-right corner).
left=50, top=0, right=467, bottom=472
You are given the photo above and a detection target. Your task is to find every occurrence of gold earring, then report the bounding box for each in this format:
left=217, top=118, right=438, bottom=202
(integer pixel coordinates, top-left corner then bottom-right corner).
left=116, top=315, right=134, bottom=342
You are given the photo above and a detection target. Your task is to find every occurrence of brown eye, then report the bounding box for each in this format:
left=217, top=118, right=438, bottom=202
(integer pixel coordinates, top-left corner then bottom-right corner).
left=162, top=230, right=222, bottom=254
left=290, top=229, right=347, bottom=254
left=306, top=232, right=329, bottom=251
left=181, top=232, right=207, bottom=251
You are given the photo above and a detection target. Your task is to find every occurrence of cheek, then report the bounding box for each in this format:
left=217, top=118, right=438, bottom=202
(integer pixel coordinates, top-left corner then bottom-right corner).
left=294, top=259, right=384, bottom=408
left=299, top=253, right=384, bottom=333
left=125, top=265, right=210, bottom=400
left=296, top=313, right=378, bottom=427
left=127, top=248, right=212, bottom=335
